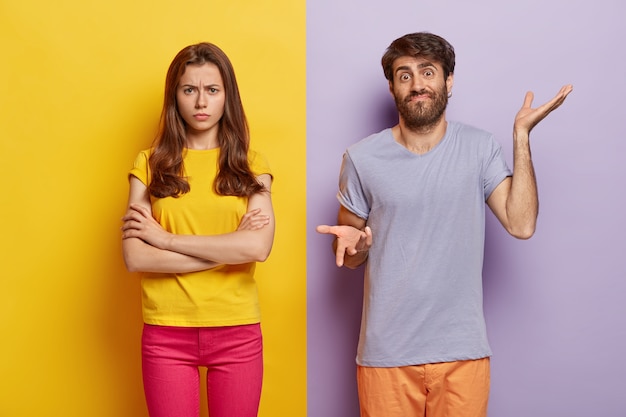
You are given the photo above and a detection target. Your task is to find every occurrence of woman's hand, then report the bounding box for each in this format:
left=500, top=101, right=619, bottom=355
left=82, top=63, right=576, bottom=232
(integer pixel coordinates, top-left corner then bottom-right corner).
left=237, top=208, right=271, bottom=231
left=121, top=203, right=172, bottom=249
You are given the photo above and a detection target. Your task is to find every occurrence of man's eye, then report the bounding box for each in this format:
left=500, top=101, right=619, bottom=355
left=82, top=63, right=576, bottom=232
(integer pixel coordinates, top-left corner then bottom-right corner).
left=424, top=70, right=434, bottom=77
left=400, top=73, right=411, bottom=81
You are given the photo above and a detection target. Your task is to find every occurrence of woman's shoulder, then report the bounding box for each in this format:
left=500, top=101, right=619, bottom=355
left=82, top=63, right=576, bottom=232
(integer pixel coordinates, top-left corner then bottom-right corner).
left=131, top=147, right=157, bottom=171
left=131, top=148, right=153, bottom=163
left=248, top=148, right=271, bottom=176
left=138, top=147, right=154, bottom=157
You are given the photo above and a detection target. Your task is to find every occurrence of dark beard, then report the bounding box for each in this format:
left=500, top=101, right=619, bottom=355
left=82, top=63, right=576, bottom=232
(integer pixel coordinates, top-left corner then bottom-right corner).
left=394, top=85, right=448, bottom=132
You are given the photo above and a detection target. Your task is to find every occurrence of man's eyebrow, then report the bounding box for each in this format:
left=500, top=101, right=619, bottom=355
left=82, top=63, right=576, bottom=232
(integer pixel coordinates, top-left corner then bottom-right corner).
left=418, top=61, right=436, bottom=69
left=394, top=65, right=412, bottom=74
left=394, top=61, right=437, bottom=75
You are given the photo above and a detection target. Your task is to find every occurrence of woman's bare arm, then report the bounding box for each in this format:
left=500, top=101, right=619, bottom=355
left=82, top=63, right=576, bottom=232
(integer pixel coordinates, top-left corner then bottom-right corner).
left=122, top=174, right=275, bottom=266
left=121, top=176, right=220, bottom=273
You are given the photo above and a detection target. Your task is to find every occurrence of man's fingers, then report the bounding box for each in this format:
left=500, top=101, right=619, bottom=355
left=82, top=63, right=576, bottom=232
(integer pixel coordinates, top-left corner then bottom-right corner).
left=335, top=245, right=346, bottom=267
left=316, top=224, right=332, bottom=234
left=364, top=226, right=373, bottom=246
left=317, top=224, right=371, bottom=267
left=560, top=84, right=573, bottom=97
left=522, top=91, right=534, bottom=108
left=549, top=85, right=573, bottom=110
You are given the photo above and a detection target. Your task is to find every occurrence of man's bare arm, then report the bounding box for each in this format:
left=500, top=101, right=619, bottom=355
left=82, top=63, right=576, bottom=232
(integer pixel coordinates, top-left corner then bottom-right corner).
left=488, top=84, right=573, bottom=238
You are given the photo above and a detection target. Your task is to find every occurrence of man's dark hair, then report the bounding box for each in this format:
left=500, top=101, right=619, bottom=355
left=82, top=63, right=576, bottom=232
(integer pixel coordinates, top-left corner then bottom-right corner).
left=382, top=32, right=456, bottom=82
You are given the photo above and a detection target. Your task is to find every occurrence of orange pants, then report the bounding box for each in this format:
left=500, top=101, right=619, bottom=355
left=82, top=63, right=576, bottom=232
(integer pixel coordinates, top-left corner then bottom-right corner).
left=357, top=358, right=490, bottom=417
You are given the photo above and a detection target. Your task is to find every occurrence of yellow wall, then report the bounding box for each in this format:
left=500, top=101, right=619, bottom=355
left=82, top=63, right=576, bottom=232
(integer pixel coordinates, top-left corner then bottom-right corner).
left=0, top=1, right=306, bottom=416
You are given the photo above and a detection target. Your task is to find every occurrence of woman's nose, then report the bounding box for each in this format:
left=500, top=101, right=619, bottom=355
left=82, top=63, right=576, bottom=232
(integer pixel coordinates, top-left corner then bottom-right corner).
left=196, top=92, right=207, bottom=108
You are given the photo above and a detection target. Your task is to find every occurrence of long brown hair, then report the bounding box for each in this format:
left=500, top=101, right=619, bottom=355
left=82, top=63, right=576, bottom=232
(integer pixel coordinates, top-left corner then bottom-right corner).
left=148, top=42, right=265, bottom=198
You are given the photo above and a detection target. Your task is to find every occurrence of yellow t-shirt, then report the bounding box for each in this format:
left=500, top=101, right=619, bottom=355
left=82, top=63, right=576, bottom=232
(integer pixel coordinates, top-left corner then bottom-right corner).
left=129, top=147, right=271, bottom=327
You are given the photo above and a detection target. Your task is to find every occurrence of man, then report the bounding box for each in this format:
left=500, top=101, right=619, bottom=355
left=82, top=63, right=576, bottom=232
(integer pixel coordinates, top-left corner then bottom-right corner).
left=316, top=32, right=572, bottom=417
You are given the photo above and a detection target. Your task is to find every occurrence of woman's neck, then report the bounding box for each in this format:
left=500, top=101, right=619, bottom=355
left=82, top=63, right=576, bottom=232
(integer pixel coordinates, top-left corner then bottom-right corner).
left=185, top=128, right=219, bottom=150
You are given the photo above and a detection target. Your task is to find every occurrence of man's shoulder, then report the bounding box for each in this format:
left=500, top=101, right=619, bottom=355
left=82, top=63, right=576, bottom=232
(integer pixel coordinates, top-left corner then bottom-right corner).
left=347, top=128, right=393, bottom=154
left=449, top=121, right=493, bottom=138
left=447, top=121, right=500, bottom=152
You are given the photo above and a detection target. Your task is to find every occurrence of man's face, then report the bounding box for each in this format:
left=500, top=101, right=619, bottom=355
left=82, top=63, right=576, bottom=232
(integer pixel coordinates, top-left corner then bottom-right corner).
left=389, top=56, right=453, bottom=130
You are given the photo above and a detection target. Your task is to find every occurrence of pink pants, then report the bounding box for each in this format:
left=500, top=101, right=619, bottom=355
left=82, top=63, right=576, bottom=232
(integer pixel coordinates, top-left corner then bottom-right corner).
left=141, top=323, right=263, bottom=417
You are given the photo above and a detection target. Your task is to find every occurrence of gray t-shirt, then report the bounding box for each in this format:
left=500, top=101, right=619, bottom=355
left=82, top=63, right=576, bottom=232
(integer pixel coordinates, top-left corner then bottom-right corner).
left=338, top=121, right=512, bottom=367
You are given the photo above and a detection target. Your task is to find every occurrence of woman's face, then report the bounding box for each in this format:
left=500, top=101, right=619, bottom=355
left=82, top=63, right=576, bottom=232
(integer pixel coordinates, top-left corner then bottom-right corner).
left=176, top=62, right=226, bottom=139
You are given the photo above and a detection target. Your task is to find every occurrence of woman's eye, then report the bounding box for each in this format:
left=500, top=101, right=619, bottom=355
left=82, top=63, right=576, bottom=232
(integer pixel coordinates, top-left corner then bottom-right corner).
left=184, top=87, right=194, bottom=94
left=209, top=87, right=218, bottom=94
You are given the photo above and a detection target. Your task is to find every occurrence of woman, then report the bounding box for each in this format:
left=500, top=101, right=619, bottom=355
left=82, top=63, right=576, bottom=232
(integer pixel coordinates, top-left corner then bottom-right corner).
left=121, top=42, right=275, bottom=417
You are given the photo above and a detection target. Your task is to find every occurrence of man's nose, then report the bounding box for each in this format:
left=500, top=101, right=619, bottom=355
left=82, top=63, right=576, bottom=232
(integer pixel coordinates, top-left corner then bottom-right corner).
left=410, top=76, right=425, bottom=90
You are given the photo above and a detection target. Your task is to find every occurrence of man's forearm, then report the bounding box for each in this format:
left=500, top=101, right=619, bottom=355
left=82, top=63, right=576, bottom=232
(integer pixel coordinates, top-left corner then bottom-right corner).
left=506, top=132, right=539, bottom=239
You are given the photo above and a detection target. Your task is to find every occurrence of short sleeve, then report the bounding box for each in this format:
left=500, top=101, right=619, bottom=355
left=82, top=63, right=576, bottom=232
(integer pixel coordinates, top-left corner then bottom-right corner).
left=483, top=137, right=512, bottom=200
left=129, top=149, right=151, bottom=186
left=249, top=149, right=272, bottom=178
left=337, top=151, right=370, bottom=220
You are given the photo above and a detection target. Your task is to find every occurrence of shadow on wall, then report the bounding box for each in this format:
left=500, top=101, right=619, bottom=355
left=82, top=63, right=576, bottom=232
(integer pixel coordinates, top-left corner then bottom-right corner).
left=99, top=188, right=148, bottom=416
left=482, top=213, right=515, bottom=294
left=364, top=92, right=398, bottom=139
left=307, top=91, right=399, bottom=417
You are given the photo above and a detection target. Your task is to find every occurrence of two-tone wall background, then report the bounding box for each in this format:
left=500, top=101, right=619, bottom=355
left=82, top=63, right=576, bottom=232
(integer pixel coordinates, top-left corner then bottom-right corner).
left=1, top=0, right=624, bottom=416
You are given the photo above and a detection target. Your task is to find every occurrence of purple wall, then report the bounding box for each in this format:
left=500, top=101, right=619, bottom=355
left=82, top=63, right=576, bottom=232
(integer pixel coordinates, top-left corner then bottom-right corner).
left=307, top=1, right=626, bottom=416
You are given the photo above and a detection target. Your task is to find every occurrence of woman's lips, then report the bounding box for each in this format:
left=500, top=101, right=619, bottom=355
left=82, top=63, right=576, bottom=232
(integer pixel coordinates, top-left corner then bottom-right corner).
left=193, top=113, right=209, bottom=120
